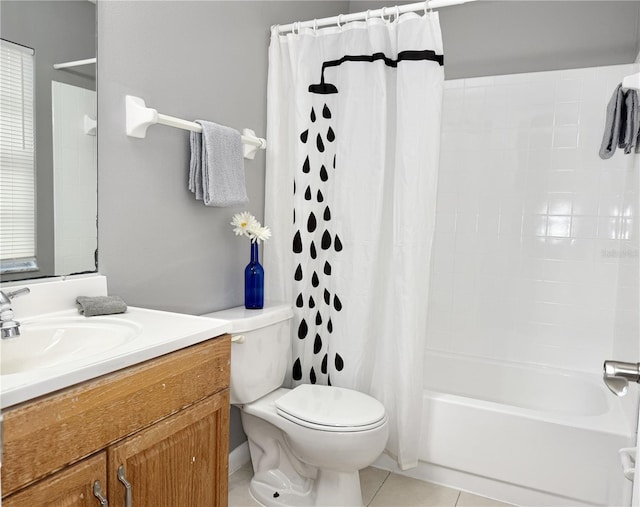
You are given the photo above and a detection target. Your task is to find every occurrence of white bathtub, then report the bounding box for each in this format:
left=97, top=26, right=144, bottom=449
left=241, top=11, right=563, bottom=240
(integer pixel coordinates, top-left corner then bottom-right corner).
left=376, top=351, right=637, bottom=506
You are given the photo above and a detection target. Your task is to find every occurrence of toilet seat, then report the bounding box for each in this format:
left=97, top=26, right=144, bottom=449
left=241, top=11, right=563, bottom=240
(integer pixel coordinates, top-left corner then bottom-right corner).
left=275, top=384, right=387, bottom=433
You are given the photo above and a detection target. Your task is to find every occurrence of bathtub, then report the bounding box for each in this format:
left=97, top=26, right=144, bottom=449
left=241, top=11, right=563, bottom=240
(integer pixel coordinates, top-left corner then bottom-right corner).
left=375, top=351, right=637, bottom=506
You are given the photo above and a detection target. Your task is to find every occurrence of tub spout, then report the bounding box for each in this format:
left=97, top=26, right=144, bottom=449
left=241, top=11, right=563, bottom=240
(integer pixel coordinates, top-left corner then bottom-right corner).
left=603, top=360, right=640, bottom=397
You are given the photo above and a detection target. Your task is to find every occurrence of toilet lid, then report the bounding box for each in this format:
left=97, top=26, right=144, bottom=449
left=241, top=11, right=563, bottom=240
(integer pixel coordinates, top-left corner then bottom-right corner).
left=275, top=384, right=386, bottom=432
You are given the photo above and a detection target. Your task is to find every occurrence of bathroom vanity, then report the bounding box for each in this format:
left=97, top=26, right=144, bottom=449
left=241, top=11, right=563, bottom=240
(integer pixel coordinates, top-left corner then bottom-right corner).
left=0, top=276, right=233, bottom=507
left=1, top=335, right=231, bottom=506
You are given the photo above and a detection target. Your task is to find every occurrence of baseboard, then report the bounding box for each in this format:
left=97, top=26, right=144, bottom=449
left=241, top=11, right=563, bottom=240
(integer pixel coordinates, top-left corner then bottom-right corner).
left=228, top=441, right=250, bottom=476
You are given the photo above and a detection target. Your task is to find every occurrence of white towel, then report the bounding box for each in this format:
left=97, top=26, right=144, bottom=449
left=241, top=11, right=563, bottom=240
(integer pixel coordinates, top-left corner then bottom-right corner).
left=189, top=120, right=248, bottom=206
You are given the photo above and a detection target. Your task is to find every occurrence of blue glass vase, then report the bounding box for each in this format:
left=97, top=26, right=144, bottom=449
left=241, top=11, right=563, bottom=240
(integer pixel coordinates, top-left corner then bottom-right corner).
left=245, top=241, right=264, bottom=309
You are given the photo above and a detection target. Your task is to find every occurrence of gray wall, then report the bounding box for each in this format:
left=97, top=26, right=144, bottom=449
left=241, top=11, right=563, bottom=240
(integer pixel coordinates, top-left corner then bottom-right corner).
left=350, top=1, right=640, bottom=78
left=1, top=1, right=96, bottom=281
left=97, top=0, right=348, bottom=455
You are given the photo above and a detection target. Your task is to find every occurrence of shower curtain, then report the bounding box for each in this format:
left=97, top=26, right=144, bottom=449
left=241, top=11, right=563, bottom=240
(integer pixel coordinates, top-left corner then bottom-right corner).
left=264, top=12, right=443, bottom=469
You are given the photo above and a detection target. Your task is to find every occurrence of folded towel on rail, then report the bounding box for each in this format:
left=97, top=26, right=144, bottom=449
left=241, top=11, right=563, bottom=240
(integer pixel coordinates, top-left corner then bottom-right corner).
left=76, top=296, right=127, bottom=317
left=189, top=120, right=248, bottom=207
left=600, top=84, right=624, bottom=159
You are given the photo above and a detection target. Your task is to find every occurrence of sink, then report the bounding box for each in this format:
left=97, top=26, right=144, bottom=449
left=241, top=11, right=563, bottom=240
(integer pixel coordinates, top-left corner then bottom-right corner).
left=1, top=316, right=142, bottom=375
left=0, top=277, right=232, bottom=410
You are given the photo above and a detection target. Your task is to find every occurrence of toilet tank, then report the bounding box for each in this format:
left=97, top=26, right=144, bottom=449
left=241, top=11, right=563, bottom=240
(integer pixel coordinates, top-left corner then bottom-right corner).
left=204, top=304, right=293, bottom=404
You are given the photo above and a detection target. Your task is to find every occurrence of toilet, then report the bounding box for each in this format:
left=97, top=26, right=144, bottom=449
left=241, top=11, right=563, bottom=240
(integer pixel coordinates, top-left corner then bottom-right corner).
left=205, top=303, right=389, bottom=507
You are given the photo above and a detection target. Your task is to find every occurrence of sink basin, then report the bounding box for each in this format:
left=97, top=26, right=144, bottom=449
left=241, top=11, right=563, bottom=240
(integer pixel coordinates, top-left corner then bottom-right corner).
left=1, top=316, right=142, bottom=375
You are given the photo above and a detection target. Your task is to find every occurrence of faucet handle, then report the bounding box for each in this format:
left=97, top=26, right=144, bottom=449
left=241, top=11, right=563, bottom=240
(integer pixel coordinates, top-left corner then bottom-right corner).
left=4, top=287, right=30, bottom=299
left=603, top=360, right=640, bottom=397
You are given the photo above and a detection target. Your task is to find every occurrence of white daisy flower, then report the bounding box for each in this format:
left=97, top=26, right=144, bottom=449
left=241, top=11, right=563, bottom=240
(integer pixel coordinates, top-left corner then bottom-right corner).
left=250, top=225, right=272, bottom=243
left=231, top=212, right=258, bottom=238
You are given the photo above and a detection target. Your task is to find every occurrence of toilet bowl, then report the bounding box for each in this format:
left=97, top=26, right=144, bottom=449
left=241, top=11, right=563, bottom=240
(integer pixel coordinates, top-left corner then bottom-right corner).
left=204, top=304, right=389, bottom=507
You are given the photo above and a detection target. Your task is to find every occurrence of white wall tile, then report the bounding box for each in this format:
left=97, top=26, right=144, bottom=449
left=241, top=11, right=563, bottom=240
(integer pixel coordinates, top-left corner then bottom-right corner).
left=551, top=148, right=578, bottom=172
left=552, top=126, right=579, bottom=149
left=554, top=101, right=581, bottom=126
left=427, top=64, right=639, bottom=373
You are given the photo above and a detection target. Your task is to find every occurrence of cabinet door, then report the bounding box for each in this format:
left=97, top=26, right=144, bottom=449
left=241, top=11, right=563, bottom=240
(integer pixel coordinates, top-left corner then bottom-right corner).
left=2, top=453, right=107, bottom=507
left=108, top=390, right=230, bottom=507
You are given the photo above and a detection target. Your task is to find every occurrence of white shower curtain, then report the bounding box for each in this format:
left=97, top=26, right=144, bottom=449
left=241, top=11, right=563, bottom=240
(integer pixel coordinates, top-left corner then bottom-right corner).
left=265, top=12, right=443, bottom=469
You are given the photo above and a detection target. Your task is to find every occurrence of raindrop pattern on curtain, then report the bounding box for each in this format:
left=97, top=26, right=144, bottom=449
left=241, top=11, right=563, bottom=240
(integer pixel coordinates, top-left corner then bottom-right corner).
left=292, top=102, right=344, bottom=385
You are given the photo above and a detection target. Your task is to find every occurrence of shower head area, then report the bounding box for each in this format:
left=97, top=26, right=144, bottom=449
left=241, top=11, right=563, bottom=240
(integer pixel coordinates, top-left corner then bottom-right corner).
left=308, top=78, right=338, bottom=95
left=308, top=50, right=445, bottom=95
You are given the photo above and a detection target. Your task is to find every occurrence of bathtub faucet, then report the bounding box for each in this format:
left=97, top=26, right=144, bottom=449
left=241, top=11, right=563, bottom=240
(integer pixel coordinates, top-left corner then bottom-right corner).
left=603, top=360, right=640, bottom=397
left=0, top=287, right=30, bottom=339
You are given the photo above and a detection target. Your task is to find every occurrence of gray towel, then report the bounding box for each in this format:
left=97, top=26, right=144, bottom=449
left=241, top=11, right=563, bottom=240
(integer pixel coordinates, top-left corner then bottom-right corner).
left=189, top=128, right=203, bottom=200
left=628, top=90, right=640, bottom=154
left=189, top=121, right=248, bottom=207
left=600, top=84, right=624, bottom=159
left=76, top=296, right=127, bottom=317
left=621, top=89, right=639, bottom=154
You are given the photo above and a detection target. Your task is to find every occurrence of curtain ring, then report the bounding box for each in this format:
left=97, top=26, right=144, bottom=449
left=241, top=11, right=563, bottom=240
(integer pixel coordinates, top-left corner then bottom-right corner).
left=395, top=6, right=400, bottom=21
left=292, top=21, right=299, bottom=35
left=365, top=9, right=371, bottom=21
left=382, top=7, right=391, bottom=23
left=337, top=14, right=344, bottom=29
left=313, top=19, right=318, bottom=33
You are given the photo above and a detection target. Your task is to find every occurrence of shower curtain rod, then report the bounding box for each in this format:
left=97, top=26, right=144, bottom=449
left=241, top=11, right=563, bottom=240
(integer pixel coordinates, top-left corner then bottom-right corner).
left=277, top=0, right=477, bottom=34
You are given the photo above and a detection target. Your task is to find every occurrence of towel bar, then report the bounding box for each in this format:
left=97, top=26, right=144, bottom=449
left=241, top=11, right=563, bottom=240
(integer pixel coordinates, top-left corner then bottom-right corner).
left=53, top=57, right=96, bottom=70
left=125, top=95, right=266, bottom=160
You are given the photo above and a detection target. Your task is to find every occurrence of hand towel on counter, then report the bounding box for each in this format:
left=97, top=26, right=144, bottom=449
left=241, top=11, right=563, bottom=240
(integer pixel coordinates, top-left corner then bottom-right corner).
left=600, top=84, right=624, bottom=159
left=76, top=296, right=127, bottom=317
left=189, top=120, right=248, bottom=207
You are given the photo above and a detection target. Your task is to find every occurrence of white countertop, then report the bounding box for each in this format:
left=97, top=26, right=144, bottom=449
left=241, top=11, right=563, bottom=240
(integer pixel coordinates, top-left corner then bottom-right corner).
left=1, top=307, right=231, bottom=410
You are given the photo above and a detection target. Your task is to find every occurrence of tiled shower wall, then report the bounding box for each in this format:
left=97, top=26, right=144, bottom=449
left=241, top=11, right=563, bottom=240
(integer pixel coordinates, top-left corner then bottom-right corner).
left=427, top=64, right=640, bottom=373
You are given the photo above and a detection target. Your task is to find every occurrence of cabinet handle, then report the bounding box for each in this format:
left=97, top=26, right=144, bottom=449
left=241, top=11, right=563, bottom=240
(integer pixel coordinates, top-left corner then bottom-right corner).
left=93, top=480, right=109, bottom=506
left=118, top=465, right=133, bottom=507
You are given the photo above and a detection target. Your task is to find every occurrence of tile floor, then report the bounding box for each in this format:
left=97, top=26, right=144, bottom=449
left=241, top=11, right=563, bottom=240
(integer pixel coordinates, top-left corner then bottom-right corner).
left=229, top=463, right=517, bottom=507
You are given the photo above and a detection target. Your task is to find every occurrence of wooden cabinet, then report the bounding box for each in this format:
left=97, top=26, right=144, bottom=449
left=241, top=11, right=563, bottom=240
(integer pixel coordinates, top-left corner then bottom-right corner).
left=2, top=336, right=230, bottom=507
left=107, top=394, right=228, bottom=507
left=2, top=453, right=107, bottom=507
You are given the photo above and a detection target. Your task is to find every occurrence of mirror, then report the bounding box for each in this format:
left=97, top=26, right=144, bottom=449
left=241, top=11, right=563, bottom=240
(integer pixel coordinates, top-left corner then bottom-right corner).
left=0, top=1, right=97, bottom=282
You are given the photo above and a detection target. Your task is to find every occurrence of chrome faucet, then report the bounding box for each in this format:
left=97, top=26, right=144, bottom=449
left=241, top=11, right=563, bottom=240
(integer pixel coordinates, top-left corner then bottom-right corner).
left=0, top=287, right=30, bottom=339
left=603, top=360, right=640, bottom=397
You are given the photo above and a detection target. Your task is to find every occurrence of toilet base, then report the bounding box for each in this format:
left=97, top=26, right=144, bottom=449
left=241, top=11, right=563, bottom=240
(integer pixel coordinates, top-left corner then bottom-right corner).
left=314, top=469, right=363, bottom=507
left=249, top=468, right=313, bottom=506
left=249, top=468, right=363, bottom=507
